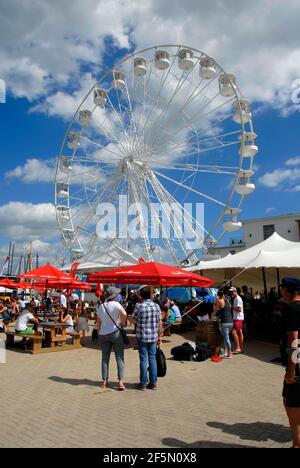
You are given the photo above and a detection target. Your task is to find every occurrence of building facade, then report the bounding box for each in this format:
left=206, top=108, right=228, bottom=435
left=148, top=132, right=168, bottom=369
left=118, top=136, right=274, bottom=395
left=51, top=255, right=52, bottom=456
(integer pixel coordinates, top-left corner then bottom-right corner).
left=212, top=213, right=300, bottom=258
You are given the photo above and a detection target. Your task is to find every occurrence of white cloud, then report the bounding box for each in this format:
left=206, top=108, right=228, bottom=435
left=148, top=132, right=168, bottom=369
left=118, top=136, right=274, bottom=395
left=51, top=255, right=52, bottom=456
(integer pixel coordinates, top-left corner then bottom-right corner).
left=286, top=156, right=300, bottom=166
left=0, top=0, right=133, bottom=101
left=1, top=0, right=300, bottom=116
left=259, top=168, right=300, bottom=189
left=0, top=202, right=57, bottom=241
left=259, top=154, right=300, bottom=190
left=29, top=73, right=95, bottom=119
left=265, top=207, right=276, bottom=213
left=5, top=158, right=55, bottom=183
left=0, top=239, right=65, bottom=274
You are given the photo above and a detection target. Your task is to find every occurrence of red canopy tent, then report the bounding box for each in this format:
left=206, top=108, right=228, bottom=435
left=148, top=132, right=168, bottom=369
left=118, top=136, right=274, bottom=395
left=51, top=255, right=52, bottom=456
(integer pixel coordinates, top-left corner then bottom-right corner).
left=17, top=281, right=33, bottom=290
left=18, top=264, right=75, bottom=302
left=87, top=261, right=213, bottom=287
left=32, top=279, right=92, bottom=291
left=0, top=278, right=19, bottom=288
left=18, top=264, right=72, bottom=281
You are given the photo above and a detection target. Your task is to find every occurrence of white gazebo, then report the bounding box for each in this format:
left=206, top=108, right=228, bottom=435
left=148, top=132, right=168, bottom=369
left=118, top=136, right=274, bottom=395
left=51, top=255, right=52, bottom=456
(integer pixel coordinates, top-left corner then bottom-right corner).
left=62, top=245, right=138, bottom=274
left=188, top=233, right=300, bottom=291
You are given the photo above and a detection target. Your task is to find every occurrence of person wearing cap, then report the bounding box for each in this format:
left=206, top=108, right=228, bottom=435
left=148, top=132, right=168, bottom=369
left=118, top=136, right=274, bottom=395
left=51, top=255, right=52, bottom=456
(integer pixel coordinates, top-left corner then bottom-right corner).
left=229, top=287, right=245, bottom=354
left=280, top=276, right=300, bottom=448
left=131, top=286, right=162, bottom=390
left=96, top=286, right=127, bottom=391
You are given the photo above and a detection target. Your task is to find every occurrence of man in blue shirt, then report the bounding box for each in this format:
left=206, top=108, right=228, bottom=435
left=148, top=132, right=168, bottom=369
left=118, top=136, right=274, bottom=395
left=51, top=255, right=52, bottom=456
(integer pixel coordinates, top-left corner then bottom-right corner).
left=132, top=286, right=162, bottom=390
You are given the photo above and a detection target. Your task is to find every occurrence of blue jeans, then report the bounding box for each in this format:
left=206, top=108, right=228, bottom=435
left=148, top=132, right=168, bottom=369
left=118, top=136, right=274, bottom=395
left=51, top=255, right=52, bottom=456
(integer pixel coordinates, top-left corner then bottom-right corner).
left=221, top=323, right=233, bottom=351
left=137, top=340, right=157, bottom=385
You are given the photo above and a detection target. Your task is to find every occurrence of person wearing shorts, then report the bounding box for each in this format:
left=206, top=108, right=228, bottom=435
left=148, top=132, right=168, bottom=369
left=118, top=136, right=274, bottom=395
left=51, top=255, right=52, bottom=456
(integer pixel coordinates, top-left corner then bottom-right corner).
left=233, top=320, right=243, bottom=331
left=230, top=287, right=245, bottom=354
left=15, top=305, right=41, bottom=343
left=280, top=276, right=300, bottom=448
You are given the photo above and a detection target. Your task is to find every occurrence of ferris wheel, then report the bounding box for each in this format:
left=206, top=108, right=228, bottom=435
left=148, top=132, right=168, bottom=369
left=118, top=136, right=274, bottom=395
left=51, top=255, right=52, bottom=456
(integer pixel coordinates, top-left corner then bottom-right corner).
left=55, top=45, right=258, bottom=265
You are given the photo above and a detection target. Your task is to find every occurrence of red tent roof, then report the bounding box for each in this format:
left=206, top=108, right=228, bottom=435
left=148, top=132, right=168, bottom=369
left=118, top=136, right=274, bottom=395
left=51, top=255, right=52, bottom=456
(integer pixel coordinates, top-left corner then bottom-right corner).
left=32, top=279, right=92, bottom=291
left=87, top=261, right=213, bottom=287
left=0, top=278, right=19, bottom=288
left=18, top=264, right=72, bottom=281
left=17, top=282, right=33, bottom=290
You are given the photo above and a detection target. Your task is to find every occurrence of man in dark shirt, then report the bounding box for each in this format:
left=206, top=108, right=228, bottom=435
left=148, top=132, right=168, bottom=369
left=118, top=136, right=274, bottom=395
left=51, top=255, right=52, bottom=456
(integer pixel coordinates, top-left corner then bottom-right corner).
left=280, top=277, right=300, bottom=448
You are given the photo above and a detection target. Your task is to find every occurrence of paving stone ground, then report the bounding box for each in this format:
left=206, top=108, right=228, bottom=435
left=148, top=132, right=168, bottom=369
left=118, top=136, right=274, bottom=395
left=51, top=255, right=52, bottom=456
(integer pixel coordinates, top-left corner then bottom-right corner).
left=0, top=326, right=292, bottom=448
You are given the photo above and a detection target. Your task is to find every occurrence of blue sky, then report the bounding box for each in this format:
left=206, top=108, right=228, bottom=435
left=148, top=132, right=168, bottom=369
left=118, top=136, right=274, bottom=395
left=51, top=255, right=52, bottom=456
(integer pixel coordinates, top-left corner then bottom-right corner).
left=0, top=0, right=300, bottom=268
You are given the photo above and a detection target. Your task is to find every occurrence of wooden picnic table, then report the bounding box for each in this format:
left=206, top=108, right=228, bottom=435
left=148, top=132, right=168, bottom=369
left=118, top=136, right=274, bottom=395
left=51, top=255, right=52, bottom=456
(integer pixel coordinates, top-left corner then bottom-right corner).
left=38, top=321, right=67, bottom=348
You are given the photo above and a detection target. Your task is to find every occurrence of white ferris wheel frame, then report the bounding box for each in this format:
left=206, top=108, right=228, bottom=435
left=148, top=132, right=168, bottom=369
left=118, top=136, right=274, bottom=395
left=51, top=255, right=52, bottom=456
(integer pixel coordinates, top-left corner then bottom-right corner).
left=55, top=44, right=256, bottom=265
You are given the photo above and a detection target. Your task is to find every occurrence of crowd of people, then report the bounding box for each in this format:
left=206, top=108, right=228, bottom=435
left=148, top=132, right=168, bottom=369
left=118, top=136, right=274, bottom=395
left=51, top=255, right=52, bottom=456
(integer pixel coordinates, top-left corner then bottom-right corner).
left=0, top=290, right=92, bottom=344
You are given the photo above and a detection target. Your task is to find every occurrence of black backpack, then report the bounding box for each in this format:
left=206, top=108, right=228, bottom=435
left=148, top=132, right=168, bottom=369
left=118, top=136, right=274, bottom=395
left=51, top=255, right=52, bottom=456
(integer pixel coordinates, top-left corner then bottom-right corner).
left=171, top=342, right=195, bottom=361
left=195, top=342, right=210, bottom=362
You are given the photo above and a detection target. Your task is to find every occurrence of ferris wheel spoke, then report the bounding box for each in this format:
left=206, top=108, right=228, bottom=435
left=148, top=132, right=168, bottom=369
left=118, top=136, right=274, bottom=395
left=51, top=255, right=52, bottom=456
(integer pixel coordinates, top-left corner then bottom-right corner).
left=148, top=117, right=237, bottom=158
left=166, top=129, right=242, bottom=152
left=152, top=137, right=240, bottom=161
left=177, top=71, right=221, bottom=115
left=167, top=94, right=236, bottom=141
left=80, top=135, right=126, bottom=160
left=151, top=170, right=215, bottom=242
left=156, top=162, right=240, bottom=172
left=123, top=82, right=139, bottom=139
left=147, top=173, right=202, bottom=262
left=91, top=114, right=128, bottom=154
left=157, top=166, right=237, bottom=175
left=140, top=50, right=179, bottom=144
left=105, top=95, right=133, bottom=147
left=145, top=57, right=201, bottom=146
left=135, top=176, right=177, bottom=264
left=126, top=165, right=153, bottom=261
left=154, top=170, right=226, bottom=207
left=153, top=92, right=235, bottom=152
left=145, top=177, right=189, bottom=265
left=134, top=58, right=156, bottom=138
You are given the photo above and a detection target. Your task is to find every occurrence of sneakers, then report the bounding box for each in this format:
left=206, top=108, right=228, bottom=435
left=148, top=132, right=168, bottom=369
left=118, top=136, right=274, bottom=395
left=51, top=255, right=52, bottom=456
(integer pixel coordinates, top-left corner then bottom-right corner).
left=211, top=356, right=223, bottom=363
left=136, top=383, right=158, bottom=390
left=136, top=383, right=147, bottom=391
left=146, top=383, right=158, bottom=390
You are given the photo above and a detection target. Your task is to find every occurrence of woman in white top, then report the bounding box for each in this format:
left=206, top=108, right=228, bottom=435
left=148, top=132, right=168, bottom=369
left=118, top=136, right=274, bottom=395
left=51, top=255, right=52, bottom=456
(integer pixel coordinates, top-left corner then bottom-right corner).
left=59, top=308, right=75, bottom=334
left=96, top=286, right=127, bottom=391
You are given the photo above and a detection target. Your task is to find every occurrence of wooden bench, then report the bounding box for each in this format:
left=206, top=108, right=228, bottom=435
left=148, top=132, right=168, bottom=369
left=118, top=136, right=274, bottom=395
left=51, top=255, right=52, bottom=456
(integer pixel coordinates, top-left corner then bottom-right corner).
left=5, top=331, right=42, bottom=354
left=171, top=320, right=182, bottom=333
left=164, top=320, right=182, bottom=335
left=67, top=332, right=81, bottom=347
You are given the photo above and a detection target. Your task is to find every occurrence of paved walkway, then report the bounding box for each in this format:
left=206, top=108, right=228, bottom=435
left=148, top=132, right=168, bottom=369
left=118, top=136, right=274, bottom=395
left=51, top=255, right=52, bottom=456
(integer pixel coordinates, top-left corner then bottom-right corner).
left=0, top=327, right=291, bottom=448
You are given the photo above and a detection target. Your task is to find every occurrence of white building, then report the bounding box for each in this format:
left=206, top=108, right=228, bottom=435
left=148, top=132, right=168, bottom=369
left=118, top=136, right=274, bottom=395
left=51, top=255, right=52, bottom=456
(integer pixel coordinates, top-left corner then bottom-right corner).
left=212, top=213, right=300, bottom=258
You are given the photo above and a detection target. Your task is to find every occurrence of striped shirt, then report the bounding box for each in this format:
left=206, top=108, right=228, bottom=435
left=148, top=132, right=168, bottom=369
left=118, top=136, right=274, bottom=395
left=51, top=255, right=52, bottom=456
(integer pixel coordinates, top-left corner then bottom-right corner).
left=132, top=299, right=161, bottom=343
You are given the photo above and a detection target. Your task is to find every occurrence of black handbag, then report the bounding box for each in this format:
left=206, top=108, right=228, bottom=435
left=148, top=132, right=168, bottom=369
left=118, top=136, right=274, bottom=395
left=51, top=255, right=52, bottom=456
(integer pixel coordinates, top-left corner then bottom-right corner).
left=156, top=347, right=167, bottom=377
left=103, top=303, right=129, bottom=345
left=91, top=328, right=99, bottom=341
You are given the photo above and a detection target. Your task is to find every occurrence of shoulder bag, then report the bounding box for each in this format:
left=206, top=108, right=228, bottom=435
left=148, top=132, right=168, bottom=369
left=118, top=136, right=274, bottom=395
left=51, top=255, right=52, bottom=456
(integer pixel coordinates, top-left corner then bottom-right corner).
left=103, top=303, right=129, bottom=345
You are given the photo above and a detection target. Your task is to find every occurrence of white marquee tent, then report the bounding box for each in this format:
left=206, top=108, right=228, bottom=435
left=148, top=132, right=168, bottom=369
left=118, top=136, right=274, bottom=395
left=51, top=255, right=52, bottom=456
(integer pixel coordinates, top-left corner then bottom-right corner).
left=62, top=244, right=138, bottom=274
left=188, top=233, right=300, bottom=290
left=0, top=287, right=12, bottom=293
